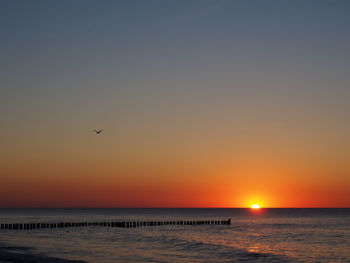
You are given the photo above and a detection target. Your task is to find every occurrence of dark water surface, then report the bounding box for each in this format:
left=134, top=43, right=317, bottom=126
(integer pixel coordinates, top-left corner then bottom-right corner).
left=0, top=208, right=349, bottom=262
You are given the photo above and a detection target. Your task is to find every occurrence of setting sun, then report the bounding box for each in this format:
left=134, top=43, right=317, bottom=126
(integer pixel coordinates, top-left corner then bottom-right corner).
left=251, top=204, right=260, bottom=209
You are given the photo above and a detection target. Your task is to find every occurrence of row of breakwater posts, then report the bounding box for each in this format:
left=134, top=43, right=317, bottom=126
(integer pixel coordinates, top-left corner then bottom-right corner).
left=0, top=219, right=231, bottom=230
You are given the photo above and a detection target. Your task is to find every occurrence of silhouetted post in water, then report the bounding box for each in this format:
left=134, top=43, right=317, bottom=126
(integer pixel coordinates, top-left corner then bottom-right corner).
left=0, top=219, right=231, bottom=230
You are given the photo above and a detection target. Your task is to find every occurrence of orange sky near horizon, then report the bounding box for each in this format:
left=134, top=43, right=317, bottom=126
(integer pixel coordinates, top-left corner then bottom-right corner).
left=1, top=130, right=349, bottom=208
left=1, top=170, right=349, bottom=208
left=1, top=102, right=349, bottom=207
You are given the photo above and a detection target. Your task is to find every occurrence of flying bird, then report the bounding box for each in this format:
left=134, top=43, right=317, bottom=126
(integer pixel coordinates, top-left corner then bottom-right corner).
left=93, top=129, right=104, bottom=134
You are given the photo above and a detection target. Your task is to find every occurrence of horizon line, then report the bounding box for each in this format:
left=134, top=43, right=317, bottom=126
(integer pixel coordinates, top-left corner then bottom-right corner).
left=0, top=207, right=349, bottom=209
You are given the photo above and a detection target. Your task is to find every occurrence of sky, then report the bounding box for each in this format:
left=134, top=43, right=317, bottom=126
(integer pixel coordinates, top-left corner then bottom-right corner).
left=0, top=0, right=349, bottom=207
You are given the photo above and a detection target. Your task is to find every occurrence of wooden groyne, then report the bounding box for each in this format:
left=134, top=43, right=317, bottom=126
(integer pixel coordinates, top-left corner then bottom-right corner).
left=0, top=219, right=230, bottom=230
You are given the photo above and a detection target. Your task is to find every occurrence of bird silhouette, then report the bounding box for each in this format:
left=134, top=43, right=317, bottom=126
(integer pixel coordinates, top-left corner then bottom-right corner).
left=93, top=129, right=104, bottom=134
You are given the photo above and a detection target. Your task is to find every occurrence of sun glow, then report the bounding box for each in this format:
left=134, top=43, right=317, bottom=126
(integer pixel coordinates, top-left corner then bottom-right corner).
left=251, top=204, right=260, bottom=209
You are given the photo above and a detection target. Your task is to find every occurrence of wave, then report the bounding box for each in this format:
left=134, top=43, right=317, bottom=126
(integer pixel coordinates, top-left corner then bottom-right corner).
left=137, top=232, right=297, bottom=262
left=0, top=246, right=87, bottom=263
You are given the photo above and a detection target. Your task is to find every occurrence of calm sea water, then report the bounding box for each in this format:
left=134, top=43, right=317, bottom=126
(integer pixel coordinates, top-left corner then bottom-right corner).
left=0, top=208, right=349, bottom=262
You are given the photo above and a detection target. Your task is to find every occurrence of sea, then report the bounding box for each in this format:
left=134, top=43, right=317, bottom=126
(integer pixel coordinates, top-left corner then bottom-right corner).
left=0, top=208, right=349, bottom=262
